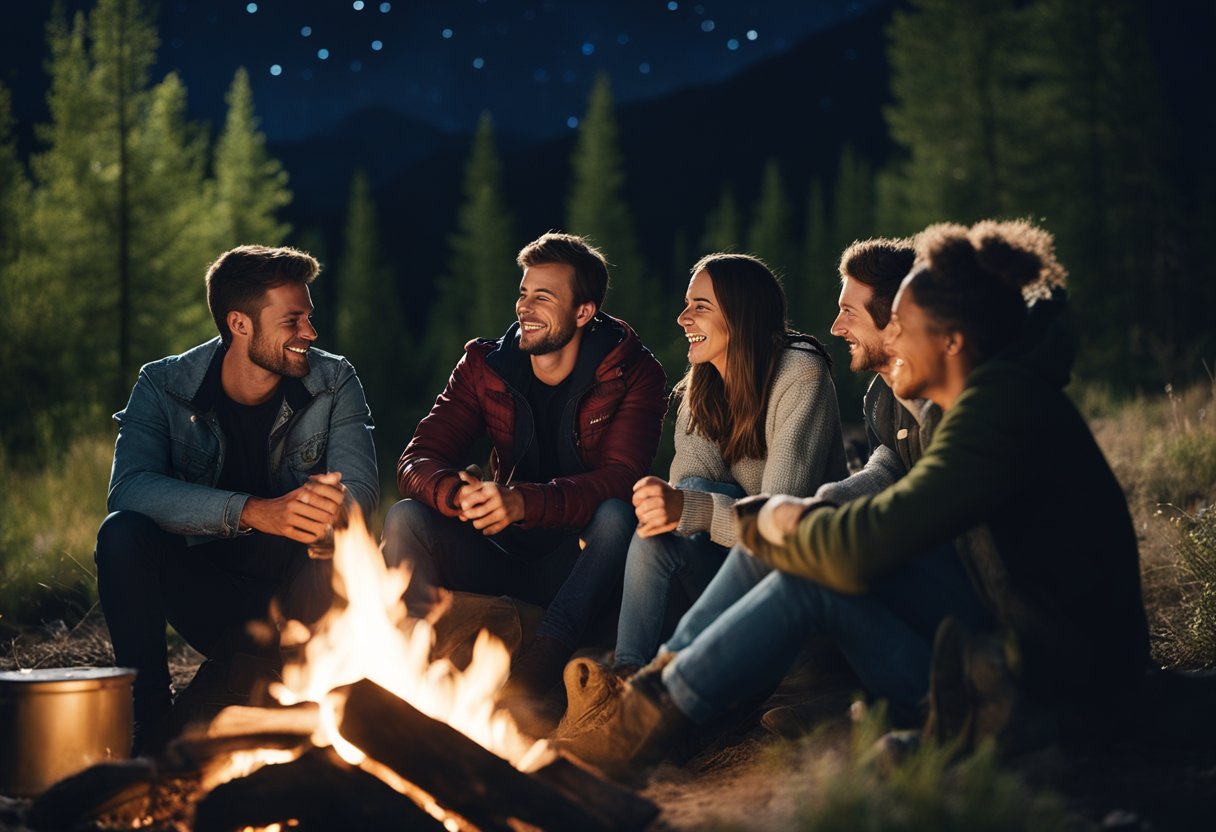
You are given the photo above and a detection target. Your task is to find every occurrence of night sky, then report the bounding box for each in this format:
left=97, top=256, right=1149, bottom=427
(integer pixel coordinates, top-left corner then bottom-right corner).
left=3, top=1, right=879, bottom=142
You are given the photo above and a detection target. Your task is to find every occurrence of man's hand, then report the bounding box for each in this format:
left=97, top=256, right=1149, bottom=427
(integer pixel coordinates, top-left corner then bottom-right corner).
left=241, top=472, right=346, bottom=544
left=633, top=475, right=684, bottom=538
left=457, top=470, right=524, bottom=535
left=757, top=495, right=807, bottom=546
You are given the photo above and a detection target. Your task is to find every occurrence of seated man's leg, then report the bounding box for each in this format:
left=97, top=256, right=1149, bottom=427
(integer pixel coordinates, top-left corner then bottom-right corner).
left=506, top=499, right=637, bottom=695
left=613, top=531, right=727, bottom=672
left=871, top=540, right=994, bottom=641
left=95, top=511, right=185, bottom=734
left=662, top=570, right=935, bottom=725
left=381, top=498, right=516, bottom=612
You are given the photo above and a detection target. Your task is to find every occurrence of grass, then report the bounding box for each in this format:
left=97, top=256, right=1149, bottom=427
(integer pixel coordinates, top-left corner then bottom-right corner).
left=1078, top=375, right=1216, bottom=668
left=0, top=434, right=113, bottom=630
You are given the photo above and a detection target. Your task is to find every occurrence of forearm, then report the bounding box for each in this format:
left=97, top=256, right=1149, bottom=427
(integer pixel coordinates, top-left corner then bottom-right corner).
left=108, top=473, right=249, bottom=538
left=814, top=444, right=905, bottom=504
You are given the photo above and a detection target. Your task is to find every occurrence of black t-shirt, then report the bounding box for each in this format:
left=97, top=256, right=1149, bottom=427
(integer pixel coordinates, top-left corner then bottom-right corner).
left=214, top=387, right=283, bottom=498
left=525, top=372, right=572, bottom=484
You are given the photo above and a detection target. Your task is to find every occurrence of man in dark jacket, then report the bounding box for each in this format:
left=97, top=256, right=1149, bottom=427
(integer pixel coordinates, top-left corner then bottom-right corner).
left=384, top=232, right=667, bottom=697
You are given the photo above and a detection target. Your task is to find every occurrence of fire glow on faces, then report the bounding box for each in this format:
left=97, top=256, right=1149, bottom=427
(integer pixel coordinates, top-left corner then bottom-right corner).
left=516, top=262, right=581, bottom=356
left=678, top=269, right=730, bottom=375
left=884, top=276, right=951, bottom=401
left=249, top=283, right=317, bottom=379
left=831, top=276, right=891, bottom=374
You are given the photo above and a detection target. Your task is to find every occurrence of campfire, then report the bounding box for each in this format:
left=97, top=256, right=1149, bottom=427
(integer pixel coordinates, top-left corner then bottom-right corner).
left=15, top=510, right=657, bottom=832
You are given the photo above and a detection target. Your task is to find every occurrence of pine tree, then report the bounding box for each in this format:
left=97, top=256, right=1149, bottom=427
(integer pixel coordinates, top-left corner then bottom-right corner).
left=877, top=0, right=1037, bottom=233
left=745, top=159, right=796, bottom=285
left=425, top=112, right=516, bottom=390
left=566, top=74, right=654, bottom=340
left=798, top=177, right=833, bottom=338
left=831, top=145, right=875, bottom=254
left=700, top=185, right=742, bottom=253
left=335, top=169, right=406, bottom=464
left=214, top=67, right=290, bottom=246
left=0, top=83, right=36, bottom=452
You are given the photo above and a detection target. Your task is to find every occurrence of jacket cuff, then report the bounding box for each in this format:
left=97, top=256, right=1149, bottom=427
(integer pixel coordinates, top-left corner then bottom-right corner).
left=222, top=492, right=250, bottom=537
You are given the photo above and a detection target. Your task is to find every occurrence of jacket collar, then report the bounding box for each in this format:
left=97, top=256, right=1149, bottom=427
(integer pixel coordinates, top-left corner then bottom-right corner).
left=483, top=314, right=624, bottom=394
left=169, top=337, right=315, bottom=413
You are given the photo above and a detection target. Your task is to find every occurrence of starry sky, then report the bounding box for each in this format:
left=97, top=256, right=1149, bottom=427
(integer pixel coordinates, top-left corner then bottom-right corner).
left=3, top=0, right=880, bottom=142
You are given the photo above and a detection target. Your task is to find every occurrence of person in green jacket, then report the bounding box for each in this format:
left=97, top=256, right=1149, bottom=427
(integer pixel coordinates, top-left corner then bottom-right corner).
left=558, top=219, right=1149, bottom=778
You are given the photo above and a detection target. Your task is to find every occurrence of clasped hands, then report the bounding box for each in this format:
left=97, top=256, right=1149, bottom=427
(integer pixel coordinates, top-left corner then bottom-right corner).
left=240, top=471, right=347, bottom=544
left=455, top=469, right=524, bottom=536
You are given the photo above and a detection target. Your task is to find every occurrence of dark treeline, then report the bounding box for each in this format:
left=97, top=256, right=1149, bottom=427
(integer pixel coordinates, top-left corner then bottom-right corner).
left=1, top=0, right=1212, bottom=480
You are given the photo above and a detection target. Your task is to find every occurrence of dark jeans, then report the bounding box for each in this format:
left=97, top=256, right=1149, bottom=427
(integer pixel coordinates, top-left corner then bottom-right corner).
left=94, top=511, right=331, bottom=728
left=660, top=541, right=993, bottom=724
left=381, top=498, right=636, bottom=649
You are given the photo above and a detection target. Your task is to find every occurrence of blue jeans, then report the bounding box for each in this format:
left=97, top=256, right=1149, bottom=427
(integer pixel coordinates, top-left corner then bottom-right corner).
left=659, top=541, right=992, bottom=724
left=614, top=478, right=745, bottom=670
left=381, top=498, right=636, bottom=649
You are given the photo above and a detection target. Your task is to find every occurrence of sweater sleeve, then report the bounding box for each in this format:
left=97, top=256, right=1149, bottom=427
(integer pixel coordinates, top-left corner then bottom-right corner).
left=749, top=379, right=1031, bottom=593
left=814, top=444, right=905, bottom=504
left=680, top=350, right=845, bottom=547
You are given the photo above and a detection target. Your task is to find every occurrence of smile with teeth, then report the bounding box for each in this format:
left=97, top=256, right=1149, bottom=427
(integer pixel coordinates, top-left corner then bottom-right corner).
left=686, top=334, right=706, bottom=344
left=521, top=322, right=546, bottom=332
left=286, top=345, right=309, bottom=354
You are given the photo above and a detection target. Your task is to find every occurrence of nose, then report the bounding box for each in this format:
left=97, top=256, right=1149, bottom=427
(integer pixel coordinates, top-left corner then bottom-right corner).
left=829, top=311, right=846, bottom=336
left=302, top=318, right=318, bottom=341
left=676, top=304, right=692, bottom=328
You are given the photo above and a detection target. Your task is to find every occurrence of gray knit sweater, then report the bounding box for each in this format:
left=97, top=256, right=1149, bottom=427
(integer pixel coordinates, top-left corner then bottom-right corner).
left=671, top=346, right=848, bottom=546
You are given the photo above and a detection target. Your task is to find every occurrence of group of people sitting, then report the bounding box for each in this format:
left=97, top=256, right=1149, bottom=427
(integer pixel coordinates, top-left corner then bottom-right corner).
left=95, top=219, right=1149, bottom=775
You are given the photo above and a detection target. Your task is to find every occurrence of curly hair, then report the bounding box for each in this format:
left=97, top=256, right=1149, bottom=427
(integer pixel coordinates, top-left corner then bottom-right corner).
left=907, top=219, right=1067, bottom=364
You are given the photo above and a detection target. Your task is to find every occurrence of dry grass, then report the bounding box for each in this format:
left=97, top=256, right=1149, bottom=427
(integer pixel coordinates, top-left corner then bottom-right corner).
left=1078, top=377, right=1216, bottom=668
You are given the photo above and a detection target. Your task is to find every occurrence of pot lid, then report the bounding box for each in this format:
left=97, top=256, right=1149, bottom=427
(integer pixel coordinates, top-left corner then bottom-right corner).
left=0, top=666, right=136, bottom=692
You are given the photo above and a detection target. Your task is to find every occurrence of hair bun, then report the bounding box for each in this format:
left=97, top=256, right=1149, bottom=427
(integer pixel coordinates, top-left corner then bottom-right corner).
left=970, top=219, right=1067, bottom=292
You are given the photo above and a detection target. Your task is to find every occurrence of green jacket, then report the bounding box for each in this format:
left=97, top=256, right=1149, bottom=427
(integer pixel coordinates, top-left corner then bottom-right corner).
left=744, top=296, right=1148, bottom=699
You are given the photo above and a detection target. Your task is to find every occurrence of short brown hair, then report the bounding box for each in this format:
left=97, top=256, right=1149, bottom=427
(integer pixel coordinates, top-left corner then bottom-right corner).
left=206, top=245, right=320, bottom=344
left=516, top=231, right=610, bottom=311
left=838, top=237, right=915, bottom=329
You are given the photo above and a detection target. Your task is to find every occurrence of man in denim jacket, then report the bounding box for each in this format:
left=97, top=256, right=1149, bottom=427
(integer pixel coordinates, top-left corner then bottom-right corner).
left=95, top=245, right=378, bottom=752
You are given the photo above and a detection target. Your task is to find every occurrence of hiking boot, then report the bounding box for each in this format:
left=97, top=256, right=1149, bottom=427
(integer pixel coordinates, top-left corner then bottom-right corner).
left=556, top=656, right=625, bottom=740
left=556, top=664, right=689, bottom=781
left=501, top=635, right=575, bottom=700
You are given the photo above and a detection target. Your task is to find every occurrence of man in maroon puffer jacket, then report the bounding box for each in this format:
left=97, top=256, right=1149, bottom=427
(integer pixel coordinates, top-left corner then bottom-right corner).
left=384, top=232, right=667, bottom=698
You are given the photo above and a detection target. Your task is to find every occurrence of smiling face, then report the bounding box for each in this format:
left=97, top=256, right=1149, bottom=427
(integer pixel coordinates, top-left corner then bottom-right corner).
left=516, top=262, right=587, bottom=355
left=247, top=282, right=316, bottom=379
left=884, top=278, right=952, bottom=402
left=678, top=269, right=730, bottom=376
left=830, top=275, right=891, bottom=374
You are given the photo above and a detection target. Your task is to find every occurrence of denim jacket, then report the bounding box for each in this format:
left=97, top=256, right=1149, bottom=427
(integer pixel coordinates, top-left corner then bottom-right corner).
left=107, top=337, right=378, bottom=543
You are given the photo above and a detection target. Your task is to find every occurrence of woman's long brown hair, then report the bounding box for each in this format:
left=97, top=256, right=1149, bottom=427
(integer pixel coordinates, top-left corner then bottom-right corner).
left=673, top=253, right=790, bottom=465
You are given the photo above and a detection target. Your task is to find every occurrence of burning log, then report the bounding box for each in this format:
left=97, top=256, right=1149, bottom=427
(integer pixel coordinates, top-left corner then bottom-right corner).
left=194, top=746, right=446, bottom=832
left=339, top=678, right=659, bottom=831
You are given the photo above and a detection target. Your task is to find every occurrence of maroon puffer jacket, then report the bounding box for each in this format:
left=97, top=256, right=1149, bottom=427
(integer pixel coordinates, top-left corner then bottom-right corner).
left=397, top=314, right=667, bottom=530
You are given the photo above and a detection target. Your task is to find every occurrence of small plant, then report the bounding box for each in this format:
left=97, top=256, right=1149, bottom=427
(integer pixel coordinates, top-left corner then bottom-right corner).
left=788, top=704, right=1067, bottom=832
left=1164, top=505, right=1216, bottom=667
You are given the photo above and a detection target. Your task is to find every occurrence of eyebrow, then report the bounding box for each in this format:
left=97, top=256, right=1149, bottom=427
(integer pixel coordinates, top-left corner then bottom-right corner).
left=523, top=286, right=561, bottom=298
left=688, top=296, right=715, bottom=305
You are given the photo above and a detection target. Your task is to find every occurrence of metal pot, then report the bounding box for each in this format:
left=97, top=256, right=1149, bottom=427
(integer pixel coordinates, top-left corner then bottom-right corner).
left=0, top=666, right=135, bottom=796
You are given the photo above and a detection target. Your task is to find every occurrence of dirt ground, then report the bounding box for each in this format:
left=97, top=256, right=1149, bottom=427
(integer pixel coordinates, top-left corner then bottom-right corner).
left=4, top=614, right=1216, bottom=831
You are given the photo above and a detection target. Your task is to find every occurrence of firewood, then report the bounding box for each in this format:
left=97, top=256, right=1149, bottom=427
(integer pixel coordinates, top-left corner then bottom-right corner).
left=339, top=678, right=649, bottom=831
left=530, top=753, right=660, bottom=830
left=194, top=747, right=445, bottom=832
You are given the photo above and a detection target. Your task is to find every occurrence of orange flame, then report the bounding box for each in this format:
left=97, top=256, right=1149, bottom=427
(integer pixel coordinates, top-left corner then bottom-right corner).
left=271, top=506, right=548, bottom=768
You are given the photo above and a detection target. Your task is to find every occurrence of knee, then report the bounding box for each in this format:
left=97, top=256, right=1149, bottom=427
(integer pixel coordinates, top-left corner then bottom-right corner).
left=381, top=499, right=439, bottom=566
left=95, top=511, right=162, bottom=569
left=586, top=498, right=636, bottom=540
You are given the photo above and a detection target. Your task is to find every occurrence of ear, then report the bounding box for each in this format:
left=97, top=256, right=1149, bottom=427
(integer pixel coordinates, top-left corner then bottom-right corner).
left=944, top=330, right=966, bottom=357
left=228, top=309, right=253, bottom=341
left=574, top=301, right=596, bottom=329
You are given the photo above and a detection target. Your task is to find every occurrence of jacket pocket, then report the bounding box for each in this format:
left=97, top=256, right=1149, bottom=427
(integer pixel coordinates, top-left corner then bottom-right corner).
left=171, top=436, right=217, bottom=483
left=286, top=432, right=328, bottom=473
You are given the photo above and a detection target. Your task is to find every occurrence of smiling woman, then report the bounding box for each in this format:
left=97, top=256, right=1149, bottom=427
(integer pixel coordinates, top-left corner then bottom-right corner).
left=607, top=252, right=849, bottom=674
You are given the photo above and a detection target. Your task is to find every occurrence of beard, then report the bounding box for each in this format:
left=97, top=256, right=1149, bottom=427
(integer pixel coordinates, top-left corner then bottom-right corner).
left=519, top=316, right=577, bottom=356
left=249, top=326, right=310, bottom=378
left=850, top=338, right=890, bottom=374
